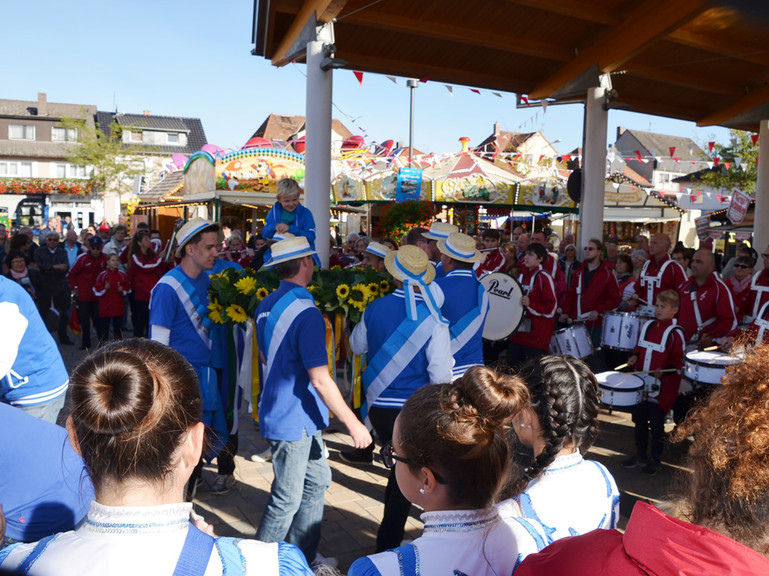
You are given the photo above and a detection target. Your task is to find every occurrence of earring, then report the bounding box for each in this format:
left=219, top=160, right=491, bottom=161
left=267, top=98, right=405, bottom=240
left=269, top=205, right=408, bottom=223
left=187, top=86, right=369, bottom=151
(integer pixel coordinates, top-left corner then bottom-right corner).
left=520, top=422, right=526, bottom=429
left=419, top=488, right=425, bottom=494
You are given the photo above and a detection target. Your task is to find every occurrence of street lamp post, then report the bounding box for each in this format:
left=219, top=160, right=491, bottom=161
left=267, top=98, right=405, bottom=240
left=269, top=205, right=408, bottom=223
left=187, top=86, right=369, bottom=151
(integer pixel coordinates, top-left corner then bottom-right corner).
left=407, top=79, right=418, bottom=168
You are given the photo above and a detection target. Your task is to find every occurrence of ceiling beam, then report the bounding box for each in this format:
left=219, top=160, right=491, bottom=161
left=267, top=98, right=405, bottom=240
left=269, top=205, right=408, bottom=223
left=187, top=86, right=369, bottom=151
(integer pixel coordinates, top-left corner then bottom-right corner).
left=529, top=0, right=709, bottom=99
left=342, top=11, right=571, bottom=62
left=626, top=62, right=742, bottom=97
left=697, top=82, right=769, bottom=126
left=271, top=0, right=347, bottom=66
left=500, top=0, right=622, bottom=26
left=668, top=27, right=769, bottom=68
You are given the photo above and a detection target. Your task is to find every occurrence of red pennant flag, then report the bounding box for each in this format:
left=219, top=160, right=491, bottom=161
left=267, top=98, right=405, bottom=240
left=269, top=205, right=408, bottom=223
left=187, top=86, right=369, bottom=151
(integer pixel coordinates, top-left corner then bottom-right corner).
left=353, top=71, right=363, bottom=85
left=635, top=150, right=642, bottom=161
left=673, top=157, right=680, bottom=163
left=538, top=155, right=545, bottom=162
left=752, top=134, right=760, bottom=146
left=691, top=195, right=697, bottom=202
left=714, top=157, right=720, bottom=167
left=470, top=89, right=481, bottom=95
left=669, top=146, right=676, bottom=157
left=521, top=95, right=530, bottom=105
left=724, top=162, right=732, bottom=170
left=708, top=141, right=715, bottom=152
left=562, top=154, right=571, bottom=162
left=419, top=76, right=430, bottom=83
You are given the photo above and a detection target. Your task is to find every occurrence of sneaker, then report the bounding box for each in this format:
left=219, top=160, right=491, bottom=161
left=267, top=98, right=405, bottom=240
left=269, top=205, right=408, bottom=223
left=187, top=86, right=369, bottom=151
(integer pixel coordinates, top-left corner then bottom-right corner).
left=250, top=448, right=272, bottom=463
left=339, top=443, right=375, bottom=464
left=641, top=461, right=661, bottom=476
left=310, top=553, right=339, bottom=569
left=210, top=474, right=236, bottom=495
left=621, top=456, right=645, bottom=469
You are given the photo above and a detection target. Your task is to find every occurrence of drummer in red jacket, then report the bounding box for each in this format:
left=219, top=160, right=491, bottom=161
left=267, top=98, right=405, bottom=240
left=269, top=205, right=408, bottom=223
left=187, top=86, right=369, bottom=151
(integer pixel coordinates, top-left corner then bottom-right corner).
left=623, top=289, right=684, bottom=476
left=632, top=233, right=686, bottom=314
left=508, top=243, right=557, bottom=369
left=559, top=238, right=621, bottom=371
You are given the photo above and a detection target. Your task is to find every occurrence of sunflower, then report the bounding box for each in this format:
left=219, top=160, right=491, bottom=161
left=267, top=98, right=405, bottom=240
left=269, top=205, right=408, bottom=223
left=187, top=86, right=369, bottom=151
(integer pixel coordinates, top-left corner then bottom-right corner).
left=336, top=284, right=351, bottom=300
left=349, top=284, right=368, bottom=303
left=234, top=276, right=257, bottom=295
left=379, top=279, right=391, bottom=293
left=208, top=300, right=224, bottom=324
left=367, top=283, right=379, bottom=297
left=226, top=304, right=248, bottom=324
left=256, top=287, right=270, bottom=300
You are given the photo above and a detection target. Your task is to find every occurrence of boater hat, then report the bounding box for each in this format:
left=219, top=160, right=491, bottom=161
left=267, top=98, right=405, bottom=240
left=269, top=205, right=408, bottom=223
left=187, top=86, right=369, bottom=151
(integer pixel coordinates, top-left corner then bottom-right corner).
left=263, top=236, right=317, bottom=268
left=363, top=241, right=392, bottom=260
left=384, top=245, right=435, bottom=284
left=422, top=222, right=458, bottom=241
left=437, top=232, right=484, bottom=263
left=175, top=217, right=218, bottom=257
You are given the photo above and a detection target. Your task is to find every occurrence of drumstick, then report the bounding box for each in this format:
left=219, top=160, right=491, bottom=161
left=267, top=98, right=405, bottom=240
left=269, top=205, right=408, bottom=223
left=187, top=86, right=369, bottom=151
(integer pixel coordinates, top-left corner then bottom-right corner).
left=624, top=368, right=679, bottom=376
left=614, top=363, right=628, bottom=370
left=703, top=345, right=720, bottom=351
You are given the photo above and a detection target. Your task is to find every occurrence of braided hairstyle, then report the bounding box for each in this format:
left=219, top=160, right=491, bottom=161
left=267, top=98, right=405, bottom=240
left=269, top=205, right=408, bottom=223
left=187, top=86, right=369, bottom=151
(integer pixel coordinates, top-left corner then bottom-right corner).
left=516, top=354, right=600, bottom=484
left=398, top=366, right=528, bottom=509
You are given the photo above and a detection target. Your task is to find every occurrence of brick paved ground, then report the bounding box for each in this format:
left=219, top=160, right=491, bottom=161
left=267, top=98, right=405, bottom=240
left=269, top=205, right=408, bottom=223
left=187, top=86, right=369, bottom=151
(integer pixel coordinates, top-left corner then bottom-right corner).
left=58, top=337, right=685, bottom=573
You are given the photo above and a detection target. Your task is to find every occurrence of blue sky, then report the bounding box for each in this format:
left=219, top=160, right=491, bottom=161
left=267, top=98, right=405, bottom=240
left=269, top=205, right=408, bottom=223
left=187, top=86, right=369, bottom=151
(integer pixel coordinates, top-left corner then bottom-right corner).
left=3, top=0, right=732, bottom=155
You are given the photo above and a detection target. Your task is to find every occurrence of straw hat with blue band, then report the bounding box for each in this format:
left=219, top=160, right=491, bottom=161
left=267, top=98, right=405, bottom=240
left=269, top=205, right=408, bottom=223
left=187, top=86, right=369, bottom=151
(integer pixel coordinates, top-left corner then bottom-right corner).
left=271, top=232, right=294, bottom=242
left=437, top=232, right=485, bottom=263
left=422, top=222, right=459, bottom=241
left=175, top=217, right=219, bottom=257
left=384, top=245, right=448, bottom=325
left=363, top=241, right=392, bottom=260
left=263, top=236, right=317, bottom=268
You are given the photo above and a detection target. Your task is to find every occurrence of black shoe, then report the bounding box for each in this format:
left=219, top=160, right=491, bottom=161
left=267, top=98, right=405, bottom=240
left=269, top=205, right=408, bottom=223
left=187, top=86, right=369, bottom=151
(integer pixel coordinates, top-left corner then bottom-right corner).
left=641, top=461, right=661, bottom=476
left=339, top=442, right=375, bottom=464
left=621, top=456, right=645, bottom=469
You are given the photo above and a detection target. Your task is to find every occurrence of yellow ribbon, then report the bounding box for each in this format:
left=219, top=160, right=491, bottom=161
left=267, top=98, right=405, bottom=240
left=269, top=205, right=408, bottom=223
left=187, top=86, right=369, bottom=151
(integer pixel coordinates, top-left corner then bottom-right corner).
left=251, top=320, right=261, bottom=423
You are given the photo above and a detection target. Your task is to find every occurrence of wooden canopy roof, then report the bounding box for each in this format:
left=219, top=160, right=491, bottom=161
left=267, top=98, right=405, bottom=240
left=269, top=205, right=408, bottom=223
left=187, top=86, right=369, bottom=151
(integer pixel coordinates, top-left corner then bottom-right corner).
left=252, top=0, right=769, bottom=132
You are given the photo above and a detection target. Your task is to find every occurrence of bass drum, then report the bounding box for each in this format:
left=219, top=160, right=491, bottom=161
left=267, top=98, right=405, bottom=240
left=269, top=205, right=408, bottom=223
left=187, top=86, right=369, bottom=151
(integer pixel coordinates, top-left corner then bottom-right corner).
left=480, top=272, right=525, bottom=341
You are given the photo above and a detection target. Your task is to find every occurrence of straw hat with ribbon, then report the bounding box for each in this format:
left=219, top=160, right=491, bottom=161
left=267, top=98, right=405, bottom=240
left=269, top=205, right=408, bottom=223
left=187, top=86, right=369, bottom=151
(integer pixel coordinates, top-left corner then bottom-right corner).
left=363, top=241, right=392, bottom=260
left=422, top=222, right=459, bottom=241
left=263, top=236, right=317, bottom=268
left=175, top=217, right=218, bottom=257
left=384, top=245, right=447, bottom=325
left=437, top=232, right=485, bottom=263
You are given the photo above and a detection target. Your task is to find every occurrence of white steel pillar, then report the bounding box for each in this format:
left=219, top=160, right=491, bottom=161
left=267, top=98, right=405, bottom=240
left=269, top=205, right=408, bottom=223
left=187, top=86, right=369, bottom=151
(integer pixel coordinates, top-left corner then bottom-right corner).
left=305, top=40, right=333, bottom=268
left=754, top=120, right=769, bottom=254
left=579, top=86, right=608, bottom=256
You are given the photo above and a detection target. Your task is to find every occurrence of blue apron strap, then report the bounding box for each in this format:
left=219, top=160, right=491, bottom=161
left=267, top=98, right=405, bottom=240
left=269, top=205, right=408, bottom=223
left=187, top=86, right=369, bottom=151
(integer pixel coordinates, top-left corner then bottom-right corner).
left=17, top=534, right=56, bottom=574
left=393, top=543, right=418, bottom=576
left=173, top=523, right=215, bottom=576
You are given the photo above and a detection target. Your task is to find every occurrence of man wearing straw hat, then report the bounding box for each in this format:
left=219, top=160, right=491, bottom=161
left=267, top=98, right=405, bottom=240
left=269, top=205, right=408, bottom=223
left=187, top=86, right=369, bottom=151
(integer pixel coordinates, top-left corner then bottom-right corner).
left=255, top=236, right=371, bottom=567
left=435, top=232, right=489, bottom=378
left=361, top=241, right=392, bottom=272
left=350, top=245, right=453, bottom=552
left=421, top=221, right=458, bottom=278
left=149, top=217, right=227, bottom=498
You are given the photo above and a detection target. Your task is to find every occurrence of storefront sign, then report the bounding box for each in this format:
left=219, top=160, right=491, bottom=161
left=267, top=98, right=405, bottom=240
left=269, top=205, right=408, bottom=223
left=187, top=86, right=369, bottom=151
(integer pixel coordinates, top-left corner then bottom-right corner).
left=396, top=168, right=424, bottom=202
left=728, top=188, right=751, bottom=224
left=695, top=215, right=710, bottom=240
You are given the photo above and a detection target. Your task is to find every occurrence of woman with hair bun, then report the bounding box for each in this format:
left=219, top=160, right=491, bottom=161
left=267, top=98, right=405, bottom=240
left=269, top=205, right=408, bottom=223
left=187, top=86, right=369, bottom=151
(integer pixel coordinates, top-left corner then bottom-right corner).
left=0, top=339, right=313, bottom=576
left=349, top=366, right=549, bottom=576
left=516, top=344, right=769, bottom=575
left=498, top=355, right=619, bottom=542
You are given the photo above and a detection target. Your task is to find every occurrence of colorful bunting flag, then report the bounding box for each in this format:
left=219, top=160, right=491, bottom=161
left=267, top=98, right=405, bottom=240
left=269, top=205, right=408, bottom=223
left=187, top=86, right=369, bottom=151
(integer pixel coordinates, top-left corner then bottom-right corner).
left=752, top=134, right=759, bottom=146
left=353, top=71, right=364, bottom=85
left=669, top=146, right=676, bottom=157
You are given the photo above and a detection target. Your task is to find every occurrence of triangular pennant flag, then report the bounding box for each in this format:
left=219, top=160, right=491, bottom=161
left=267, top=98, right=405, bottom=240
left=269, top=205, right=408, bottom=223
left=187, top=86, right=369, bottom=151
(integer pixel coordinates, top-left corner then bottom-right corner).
left=542, top=100, right=548, bottom=113
left=707, top=162, right=714, bottom=169
left=635, top=150, right=642, bottom=161
left=445, top=85, right=454, bottom=95
left=419, top=76, right=430, bottom=83
left=521, top=95, right=530, bottom=105
left=492, top=92, right=502, bottom=98
left=386, top=76, right=398, bottom=84
left=470, top=88, right=481, bottom=95
left=752, top=134, right=759, bottom=146
left=669, top=146, right=676, bottom=157
left=562, top=154, right=571, bottom=162
left=353, top=71, right=364, bottom=85
left=708, top=141, right=715, bottom=153
left=724, top=161, right=732, bottom=170
left=714, top=157, right=720, bottom=167
left=735, top=157, right=742, bottom=168
left=673, top=157, right=680, bottom=163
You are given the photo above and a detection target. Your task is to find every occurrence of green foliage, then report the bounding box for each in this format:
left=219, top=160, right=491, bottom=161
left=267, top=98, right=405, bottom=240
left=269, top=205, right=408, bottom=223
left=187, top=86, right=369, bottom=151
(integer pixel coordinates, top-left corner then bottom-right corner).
left=60, top=116, right=145, bottom=198
left=700, top=129, right=758, bottom=194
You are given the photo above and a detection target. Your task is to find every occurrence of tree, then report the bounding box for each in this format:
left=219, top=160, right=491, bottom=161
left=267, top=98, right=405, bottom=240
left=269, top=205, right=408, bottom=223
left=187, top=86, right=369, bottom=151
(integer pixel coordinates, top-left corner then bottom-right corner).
left=700, top=129, right=759, bottom=194
left=60, top=116, right=145, bottom=200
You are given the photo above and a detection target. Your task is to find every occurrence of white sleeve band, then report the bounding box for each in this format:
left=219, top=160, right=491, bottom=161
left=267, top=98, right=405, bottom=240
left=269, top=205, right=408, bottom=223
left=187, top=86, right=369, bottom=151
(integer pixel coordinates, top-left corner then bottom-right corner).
left=151, top=325, right=171, bottom=346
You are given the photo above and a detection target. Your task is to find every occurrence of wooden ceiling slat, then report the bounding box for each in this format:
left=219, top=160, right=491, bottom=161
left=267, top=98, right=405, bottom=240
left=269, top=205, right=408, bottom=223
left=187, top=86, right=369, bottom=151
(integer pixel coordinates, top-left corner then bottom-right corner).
left=697, top=82, right=769, bottom=127
left=272, top=0, right=347, bottom=66
left=501, top=0, right=623, bottom=26
left=529, top=0, right=709, bottom=99
left=669, top=28, right=769, bottom=68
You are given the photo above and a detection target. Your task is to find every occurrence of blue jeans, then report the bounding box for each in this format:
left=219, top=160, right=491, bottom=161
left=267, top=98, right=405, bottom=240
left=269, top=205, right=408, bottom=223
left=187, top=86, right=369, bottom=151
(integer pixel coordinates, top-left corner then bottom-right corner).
left=256, top=430, right=331, bottom=561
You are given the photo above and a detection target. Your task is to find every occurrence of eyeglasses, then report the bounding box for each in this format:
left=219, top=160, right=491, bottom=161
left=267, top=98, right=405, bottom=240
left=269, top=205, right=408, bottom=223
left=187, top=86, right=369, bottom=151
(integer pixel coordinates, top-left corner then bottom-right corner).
left=734, top=264, right=752, bottom=269
left=379, top=441, right=446, bottom=483
left=584, top=246, right=596, bottom=251
left=762, top=254, right=769, bottom=258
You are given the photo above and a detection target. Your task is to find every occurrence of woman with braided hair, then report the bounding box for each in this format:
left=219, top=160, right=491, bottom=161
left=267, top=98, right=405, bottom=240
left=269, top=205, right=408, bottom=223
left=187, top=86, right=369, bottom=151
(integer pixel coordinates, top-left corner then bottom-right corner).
left=348, top=365, right=549, bottom=576
left=498, top=354, right=619, bottom=543
left=516, top=344, right=769, bottom=575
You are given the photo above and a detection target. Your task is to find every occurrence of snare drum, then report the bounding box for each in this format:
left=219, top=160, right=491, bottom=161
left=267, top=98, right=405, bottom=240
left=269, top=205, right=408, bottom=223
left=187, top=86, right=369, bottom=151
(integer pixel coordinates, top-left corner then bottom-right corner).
left=596, top=371, right=645, bottom=407
left=550, top=324, right=593, bottom=359
left=602, top=311, right=648, bottom=351
left=480, top=272, right=525, bottom=340
left=684, top=350, right=741, bottom=386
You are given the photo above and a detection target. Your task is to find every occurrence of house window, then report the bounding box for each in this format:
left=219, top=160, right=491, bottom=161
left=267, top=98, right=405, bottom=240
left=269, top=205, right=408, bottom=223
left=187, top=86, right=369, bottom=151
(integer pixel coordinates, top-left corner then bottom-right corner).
left=20, top=163, right=32, bottom=177
left=0, top=163, right=6, bottom=176
left=56, top=164, right=67, bottom=178
left=167, top=133, right=180, bottom=144
left=52, top=127, right=78, bottom=142
left=131, top=131, right=142, bottom=142
left=9, top=124, right=35, bottom=140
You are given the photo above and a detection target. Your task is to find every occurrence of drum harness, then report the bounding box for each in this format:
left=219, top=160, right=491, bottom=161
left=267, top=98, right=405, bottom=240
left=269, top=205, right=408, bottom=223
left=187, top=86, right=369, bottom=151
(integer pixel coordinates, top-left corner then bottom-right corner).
left=518, top=267, right=546, bottom=333
left=637, top=319, right=683, bottom=399
left=755, top=300, right=769, bottom=344
left=748, top=269, right=769, bottom=321
left=687, top=282, right=716, bottom=343
left=639, top=258, right=678, bottom=307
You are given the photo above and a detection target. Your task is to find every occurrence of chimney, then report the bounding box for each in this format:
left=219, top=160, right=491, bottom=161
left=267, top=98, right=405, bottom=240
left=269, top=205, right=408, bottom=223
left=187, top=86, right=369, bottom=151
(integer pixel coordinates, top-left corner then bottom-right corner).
left=494, top=122, right=500, bottom=137
left=37, top=92, right=48, bottom=116
left=617, top=126, right=626, bottom=139
left=143, top=110, right=151, bottom=116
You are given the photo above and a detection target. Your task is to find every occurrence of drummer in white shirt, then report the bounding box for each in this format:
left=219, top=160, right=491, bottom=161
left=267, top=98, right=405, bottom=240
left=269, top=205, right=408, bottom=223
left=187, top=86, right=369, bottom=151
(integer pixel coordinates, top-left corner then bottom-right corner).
left=558, top=239, right=620, bottom=372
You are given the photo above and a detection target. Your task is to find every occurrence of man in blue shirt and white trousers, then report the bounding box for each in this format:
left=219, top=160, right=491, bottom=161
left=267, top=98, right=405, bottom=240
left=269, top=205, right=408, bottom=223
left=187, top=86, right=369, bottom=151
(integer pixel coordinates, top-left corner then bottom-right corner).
left=255, top=236, right=371, bottom=566
left=350, top=244, right=453, bottom=552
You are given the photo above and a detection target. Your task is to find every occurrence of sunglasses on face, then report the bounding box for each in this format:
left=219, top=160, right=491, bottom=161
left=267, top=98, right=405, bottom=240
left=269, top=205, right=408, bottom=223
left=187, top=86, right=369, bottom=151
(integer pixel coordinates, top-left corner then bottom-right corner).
left=734, top=264, right=752, bottom=269
left=379, top=441, right=446, bottom=483
left=584, top=246, right=597, bottom=251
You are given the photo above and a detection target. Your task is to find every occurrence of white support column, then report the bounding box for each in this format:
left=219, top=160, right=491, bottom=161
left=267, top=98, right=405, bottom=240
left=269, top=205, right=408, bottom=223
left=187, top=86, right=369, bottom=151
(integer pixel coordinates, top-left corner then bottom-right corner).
left=579, top=86, right=608, bottom=256
left=305, top=40, right=332, bottom=268
left=754, top=120, right=769, bottom=254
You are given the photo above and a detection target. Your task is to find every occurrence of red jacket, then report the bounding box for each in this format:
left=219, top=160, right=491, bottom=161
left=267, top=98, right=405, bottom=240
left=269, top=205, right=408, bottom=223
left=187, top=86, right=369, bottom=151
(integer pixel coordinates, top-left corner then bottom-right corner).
left=517, top=501, right=769, bottom=576
left=474, top=248, right=505, bottom=277
left=677, top=273, right=737, bottom=343
left=94, top=269, right=130, bottom=318
left=564, top=262, right=621, bottom=328
left=66, top=252, right=107, bottom=302
left=634, top=254, right=686, bottom=308
left=127, top=252, right=166, bottom=302
left=632, top=318, right=684, bottom=413
left=509, top=265, right=557, bottom=350
left=727, top=276, right=755, bottom=324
